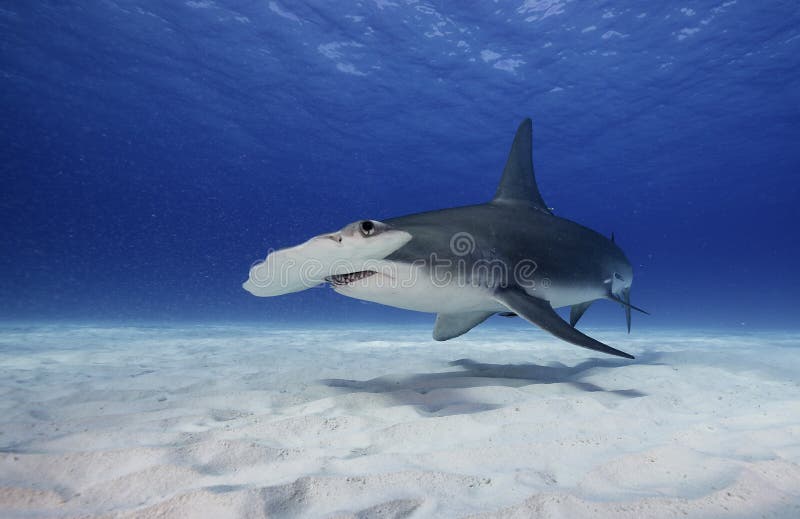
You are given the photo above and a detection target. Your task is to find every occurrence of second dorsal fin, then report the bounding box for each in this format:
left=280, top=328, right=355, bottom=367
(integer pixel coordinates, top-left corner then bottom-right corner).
left=491, top=118, right=551, bottom=213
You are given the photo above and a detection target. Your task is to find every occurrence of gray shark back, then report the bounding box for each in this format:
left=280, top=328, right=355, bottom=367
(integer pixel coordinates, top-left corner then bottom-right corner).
left=385, top=202, right=628, bottom=291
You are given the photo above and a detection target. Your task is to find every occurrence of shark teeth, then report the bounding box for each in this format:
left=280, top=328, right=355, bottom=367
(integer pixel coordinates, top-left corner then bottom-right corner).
left=326, top=270, right=377, bottom=286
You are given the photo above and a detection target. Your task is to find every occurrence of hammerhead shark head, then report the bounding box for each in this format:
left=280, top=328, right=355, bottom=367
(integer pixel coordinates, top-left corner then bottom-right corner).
left=244, top=119, right=646, bottom=359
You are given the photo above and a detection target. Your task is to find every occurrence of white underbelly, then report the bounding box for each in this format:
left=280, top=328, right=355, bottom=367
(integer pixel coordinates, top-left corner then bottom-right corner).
left=333, top=261, right=607, bottom=313
left=332, top=261, right=504, bottom=314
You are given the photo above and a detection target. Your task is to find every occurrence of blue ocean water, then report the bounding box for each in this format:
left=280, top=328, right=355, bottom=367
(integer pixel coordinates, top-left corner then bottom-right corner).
left=2, top=1, right=799, bottom=330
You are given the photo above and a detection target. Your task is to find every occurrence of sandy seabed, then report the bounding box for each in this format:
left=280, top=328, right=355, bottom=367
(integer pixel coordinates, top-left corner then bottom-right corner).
left=1, top=324, right=799, bottom=518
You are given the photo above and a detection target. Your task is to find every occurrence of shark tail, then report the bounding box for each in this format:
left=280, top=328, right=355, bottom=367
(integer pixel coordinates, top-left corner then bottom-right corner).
left=608, top=289, right=649, bottom=333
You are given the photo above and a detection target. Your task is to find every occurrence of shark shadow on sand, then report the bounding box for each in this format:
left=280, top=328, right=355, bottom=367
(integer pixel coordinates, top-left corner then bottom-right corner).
left=322, top=355, right=654, bottom=416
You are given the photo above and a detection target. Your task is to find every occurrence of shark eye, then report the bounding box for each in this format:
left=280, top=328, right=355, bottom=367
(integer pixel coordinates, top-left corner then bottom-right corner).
left=360, top=220, right=375, bottom=236
left=614, top=272, right=624, bottom=281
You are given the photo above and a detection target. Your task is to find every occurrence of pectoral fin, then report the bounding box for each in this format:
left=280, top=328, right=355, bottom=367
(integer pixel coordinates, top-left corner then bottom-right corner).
left=494, top=288, right=634, bottom=359
left=433, top=311, right=494, bottom=341
left=569, top=301, right=593, bottom=327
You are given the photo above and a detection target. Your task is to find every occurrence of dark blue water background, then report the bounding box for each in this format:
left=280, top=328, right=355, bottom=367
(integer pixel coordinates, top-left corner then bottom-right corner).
left=2, top=1, right=799, bottom=330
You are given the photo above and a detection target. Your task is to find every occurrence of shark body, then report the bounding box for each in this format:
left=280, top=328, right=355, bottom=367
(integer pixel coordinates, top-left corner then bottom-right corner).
left=244, top=119, right=645, bottom=359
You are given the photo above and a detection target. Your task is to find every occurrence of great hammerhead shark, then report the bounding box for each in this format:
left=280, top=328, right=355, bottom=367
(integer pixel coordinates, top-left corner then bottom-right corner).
left=244, top=119, right=646, bottom=358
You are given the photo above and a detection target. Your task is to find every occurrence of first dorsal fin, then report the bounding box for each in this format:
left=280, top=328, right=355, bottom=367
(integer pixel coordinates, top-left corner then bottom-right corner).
left=491, top=118, right=551, bottom=213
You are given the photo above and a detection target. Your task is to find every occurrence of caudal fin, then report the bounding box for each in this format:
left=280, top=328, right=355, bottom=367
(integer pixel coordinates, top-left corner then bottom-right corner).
left=608, top=289, right=649, bottom=333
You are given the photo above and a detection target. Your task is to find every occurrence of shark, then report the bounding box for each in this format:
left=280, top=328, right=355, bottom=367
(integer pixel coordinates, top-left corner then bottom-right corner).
left=244, top=119, right=646, bottom=359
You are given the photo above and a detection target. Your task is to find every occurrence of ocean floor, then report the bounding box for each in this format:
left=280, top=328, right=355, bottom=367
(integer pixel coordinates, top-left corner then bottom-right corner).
left=1, top=324, right=799, bottom=518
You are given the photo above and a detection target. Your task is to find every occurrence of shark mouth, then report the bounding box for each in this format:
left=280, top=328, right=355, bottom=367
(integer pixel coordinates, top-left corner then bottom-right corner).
left=326, top=270, right=377, bottom=286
